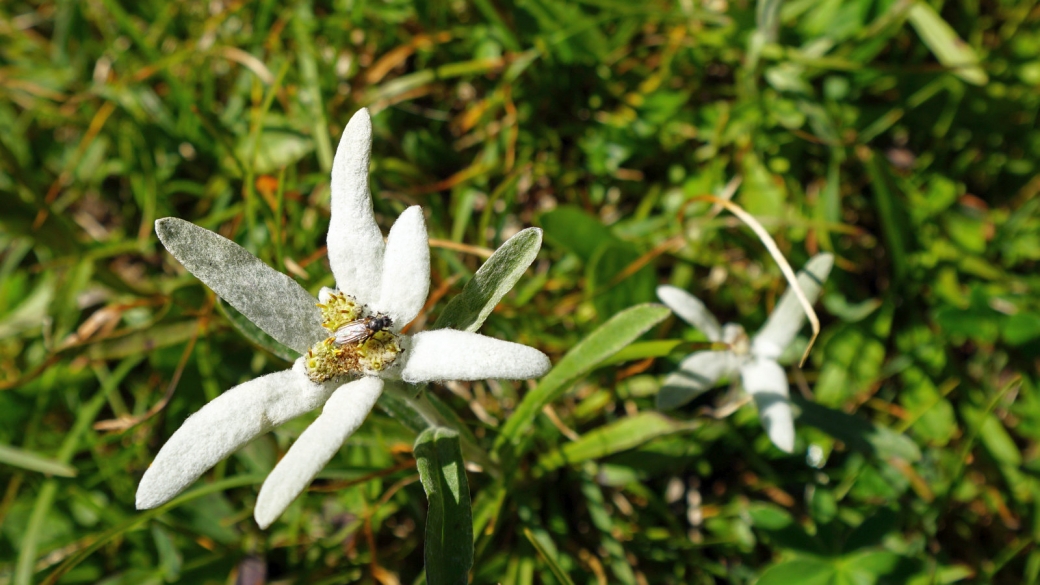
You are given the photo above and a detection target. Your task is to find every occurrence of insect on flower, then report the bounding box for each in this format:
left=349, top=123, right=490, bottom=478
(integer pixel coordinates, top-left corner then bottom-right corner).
left=333, top=314, right=394, bottom=346
left=135, top=108, right=551, bottom=530
left=304, top=296, right=404, bottom=383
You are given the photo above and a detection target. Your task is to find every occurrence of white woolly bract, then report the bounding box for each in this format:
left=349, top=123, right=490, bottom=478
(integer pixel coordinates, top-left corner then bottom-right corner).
left=135, top=361, right=337, bottom=510
left=400, top=329, right=551, bottom=383
left=657, top=350, right=739, bottom=410
left=254, top=376, right=384, bottom=529
left=656, top=253, right=834, bottom=453
left=375, top=206, right=430, bottom=330
left=656, top=285, right=723, bottom=343
left=328, top=109, right=385, bottom=307
left=154, top=217, right=326, bottom=354
left=740, top=358, right=794, bottom=453
left=753, top=253, right=834, bottom=357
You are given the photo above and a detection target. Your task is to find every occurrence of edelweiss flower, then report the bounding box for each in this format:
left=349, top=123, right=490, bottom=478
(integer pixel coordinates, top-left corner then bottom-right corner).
left=137, top=109, right=550, bottom=528
left=655, top=254, right=833, bottom=453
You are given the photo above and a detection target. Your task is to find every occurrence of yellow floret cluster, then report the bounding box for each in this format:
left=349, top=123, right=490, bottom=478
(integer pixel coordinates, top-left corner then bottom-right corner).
left=304, top=292, right=403, bottom=383
left=354, top=330, right=402, bottom=372
left=317, top=290, right=362, bottom=332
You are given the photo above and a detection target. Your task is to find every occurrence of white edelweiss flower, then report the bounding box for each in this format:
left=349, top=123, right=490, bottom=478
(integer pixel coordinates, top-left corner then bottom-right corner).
left=136, top=109, right=551, bottom=528
left=655, top=254, right=833, bottom=453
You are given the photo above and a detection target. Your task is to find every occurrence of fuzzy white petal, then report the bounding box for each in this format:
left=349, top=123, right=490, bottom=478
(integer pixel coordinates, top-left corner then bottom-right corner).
left=136, top=361, right=338, bottom=510
left=397, top=330, right=550, bottom=383
left=752, top=253, right=834, bottom=359
left=739, top=358, right=794, bottom=453
left=254, top=376, right=383, bottom=528
left=656, top=285, right=723, bottom=342
left=328, top=109, right=385, bottom=306
left=155, top=218, right=326, bottom=353
left=374, top=206, right=430, bottom=329
left=657, top=350, right=738, bottom=410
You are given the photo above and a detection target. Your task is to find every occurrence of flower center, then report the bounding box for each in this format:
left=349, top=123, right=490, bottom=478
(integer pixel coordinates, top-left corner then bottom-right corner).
left=722, top=323, right=750, bottom=356
left=304, top=291, right=402, bottom=383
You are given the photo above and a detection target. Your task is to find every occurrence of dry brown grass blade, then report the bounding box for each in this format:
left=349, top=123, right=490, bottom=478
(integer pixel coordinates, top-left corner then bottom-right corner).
left=692, top=194, right=820, bottom=367
left=428, top=238, right=494, bottom=258
left=365, top=31, right=453, bottom=85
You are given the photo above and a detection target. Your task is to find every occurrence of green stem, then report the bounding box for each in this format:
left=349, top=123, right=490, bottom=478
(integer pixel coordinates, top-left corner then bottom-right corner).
left=382, top=383, right=501, bottom=479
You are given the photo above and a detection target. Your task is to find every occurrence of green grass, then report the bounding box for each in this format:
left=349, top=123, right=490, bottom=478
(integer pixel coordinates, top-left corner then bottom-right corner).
left=2, top=0, right=1039, bottom=583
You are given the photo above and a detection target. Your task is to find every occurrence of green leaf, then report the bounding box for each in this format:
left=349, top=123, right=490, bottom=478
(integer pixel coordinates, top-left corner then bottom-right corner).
left=756, top=558, right=836, bottom=585
left=814, top=324, right=887, bottom=406
left=537, top=412, right=696, bottom=472
left=435, top=228, right=542, bottom=332
left=1002, top=312, right=1040, bottom=346
left=540, top=206, right=614, bottom=262
left=495, top=304, right=670, bottom=452
left=793, top=396, right=922, bottom=461
left=586, top=240, right=657, bottom=318
left=842, top=550, right=918, bottom=582
left=522, top=528, right=576, bottom=585
left=899, top=367, right=956, bottom=446
left=964, top=407, right=1022, bottom=467
left=0, top=444, right=76, bottom=477
left=414, top=427, right=474, bottom=585
left=907, top=3, right=988, bottom=86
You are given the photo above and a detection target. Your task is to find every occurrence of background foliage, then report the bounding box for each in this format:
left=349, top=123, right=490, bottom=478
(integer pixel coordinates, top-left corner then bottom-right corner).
left=1, top=0, right=1038, bottom=583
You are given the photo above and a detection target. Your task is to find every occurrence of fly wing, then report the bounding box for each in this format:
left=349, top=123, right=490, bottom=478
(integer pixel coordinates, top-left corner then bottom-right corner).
left=333, top=320, right=372, bottom=345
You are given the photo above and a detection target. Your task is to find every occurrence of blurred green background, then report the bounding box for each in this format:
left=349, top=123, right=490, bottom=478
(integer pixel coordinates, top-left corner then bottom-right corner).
left=2, top=0, right=1039, bottom=583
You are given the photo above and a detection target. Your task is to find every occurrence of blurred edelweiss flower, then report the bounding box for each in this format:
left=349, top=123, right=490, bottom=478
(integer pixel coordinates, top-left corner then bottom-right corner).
left=656, top=254, right=833, bottom=453
left=136, top=109, right=550, bottom=528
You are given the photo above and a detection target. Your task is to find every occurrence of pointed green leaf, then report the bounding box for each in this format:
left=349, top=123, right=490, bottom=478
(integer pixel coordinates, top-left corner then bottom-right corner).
left=537, top=412, right=696, bottom=472
left=415, top=427, right=473, bottom=585
left=756, top=558, right=836, bottom=585
left=539, top=206, right=613, bottom=262
left=496, top=304, right=670, bottom=452
left=435, top=228, right=542, bottom=332
left=907, top=3, right=988, bottom=86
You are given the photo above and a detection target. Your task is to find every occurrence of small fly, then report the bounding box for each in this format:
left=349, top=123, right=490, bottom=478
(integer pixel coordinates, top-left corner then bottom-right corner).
left=332, top=314, right=394, bottom=346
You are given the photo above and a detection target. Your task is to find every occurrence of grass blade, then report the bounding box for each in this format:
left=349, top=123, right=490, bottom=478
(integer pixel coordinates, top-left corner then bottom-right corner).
left=495, top=304, right=670, bottom=454
left=522, top=527, right=576, bottom=585
left=536, top=412, right=697, bottom=472
left=0, top=444, right=77, bottom=477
